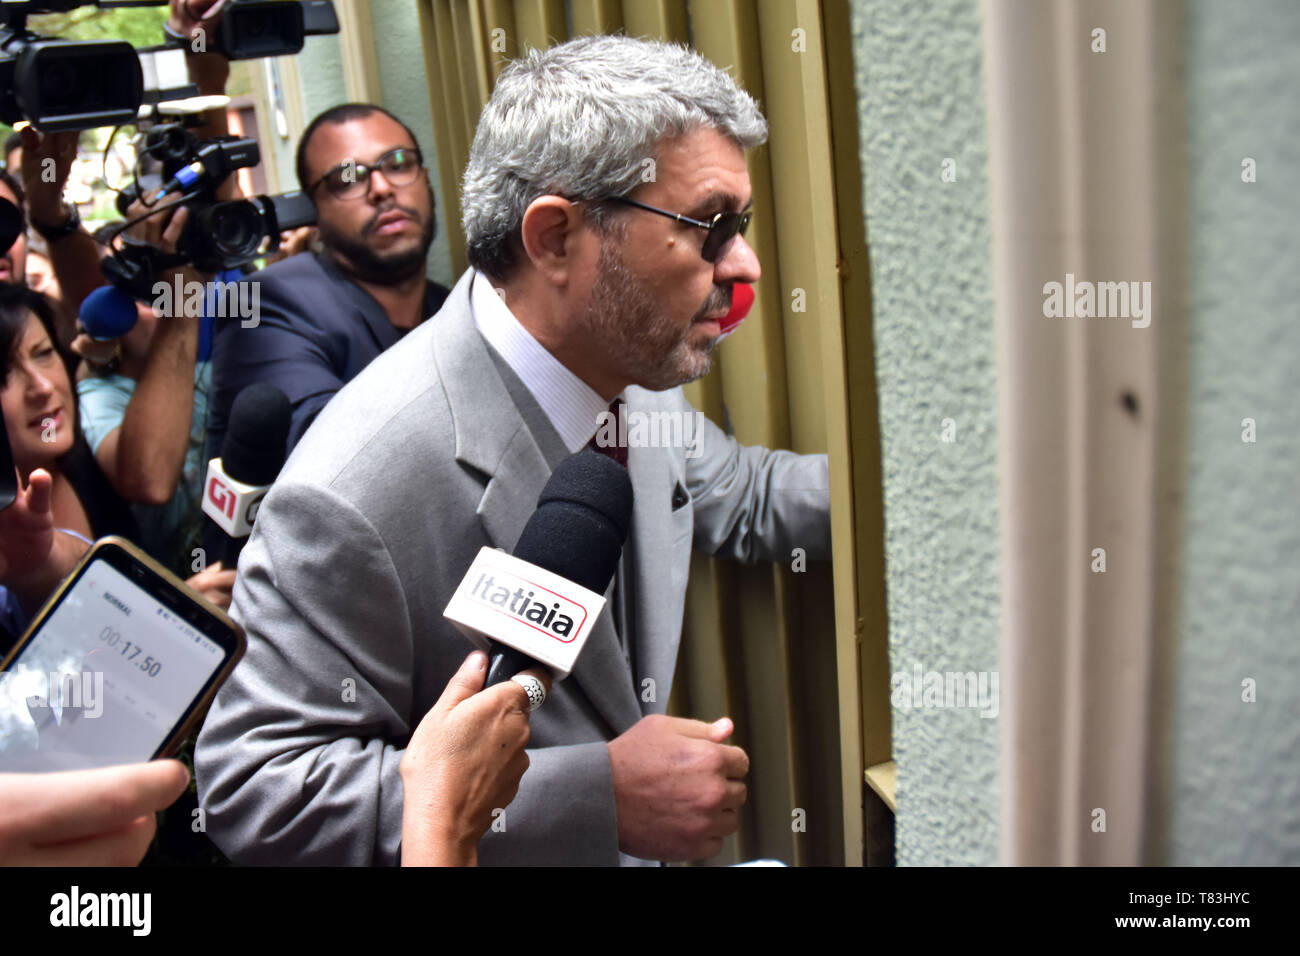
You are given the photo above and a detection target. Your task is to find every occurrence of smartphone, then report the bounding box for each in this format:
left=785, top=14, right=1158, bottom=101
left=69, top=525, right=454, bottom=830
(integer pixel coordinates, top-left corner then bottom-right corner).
left=0, top=537, right=245, bottom=772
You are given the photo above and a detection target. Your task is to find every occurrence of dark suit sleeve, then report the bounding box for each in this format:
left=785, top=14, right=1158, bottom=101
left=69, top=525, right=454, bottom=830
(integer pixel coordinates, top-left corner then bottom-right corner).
left=208, top=284, right=343, bottom=454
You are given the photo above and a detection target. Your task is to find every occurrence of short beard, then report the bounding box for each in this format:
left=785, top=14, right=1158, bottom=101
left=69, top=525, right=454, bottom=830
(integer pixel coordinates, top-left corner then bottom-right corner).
left=581, top=235, right=729, bottom=392
left=318, top=196, right=436, bottom=284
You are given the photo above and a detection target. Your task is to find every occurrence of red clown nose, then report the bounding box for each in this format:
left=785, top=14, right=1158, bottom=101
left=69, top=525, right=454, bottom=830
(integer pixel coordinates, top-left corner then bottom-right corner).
left=717, top=282, right=755, bottom=340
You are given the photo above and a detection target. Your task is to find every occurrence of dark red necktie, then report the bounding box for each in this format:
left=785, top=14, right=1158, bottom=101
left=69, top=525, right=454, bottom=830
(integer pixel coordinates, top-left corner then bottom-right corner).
left=588, top=399, right=628, bottom=469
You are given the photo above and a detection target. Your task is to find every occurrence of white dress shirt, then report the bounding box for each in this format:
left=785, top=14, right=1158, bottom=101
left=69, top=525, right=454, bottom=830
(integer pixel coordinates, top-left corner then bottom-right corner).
left=469, top=270, right=611, bottom=453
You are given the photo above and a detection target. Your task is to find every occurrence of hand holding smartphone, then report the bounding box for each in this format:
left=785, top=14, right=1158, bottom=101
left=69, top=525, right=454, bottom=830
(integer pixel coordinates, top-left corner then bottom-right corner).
left=0, top=537, right=245, bottom=772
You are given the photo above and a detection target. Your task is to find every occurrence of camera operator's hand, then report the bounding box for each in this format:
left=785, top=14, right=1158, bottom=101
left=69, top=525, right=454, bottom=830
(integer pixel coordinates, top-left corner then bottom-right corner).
left=268, top=225, right=317, bottom=264
left=18, top=129, right=78, bottom=227
left=124, top=193, right=190, bottom=257
left=16, top=129, right=101, bottom=318
left=122, top=196, right=213, bottom=292
left=91, top=193, right=207, bottom=512
left=167, top=1, right=240, bottom=198
left=167, top=0, right=229, bottom=49
left=169, top=0, right=233, bottom=103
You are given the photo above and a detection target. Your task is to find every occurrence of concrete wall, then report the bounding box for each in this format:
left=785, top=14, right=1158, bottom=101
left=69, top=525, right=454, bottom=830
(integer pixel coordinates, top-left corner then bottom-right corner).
left=262, top=34, right=349, bottom=195
left=1168, top=0, right=1300, bottom=865
left=848, top=0, right=1001, bottom=865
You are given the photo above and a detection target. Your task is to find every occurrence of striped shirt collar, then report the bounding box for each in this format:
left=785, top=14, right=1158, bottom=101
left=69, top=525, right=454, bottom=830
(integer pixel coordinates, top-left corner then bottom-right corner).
left=469, top=270, right=611, bottom=453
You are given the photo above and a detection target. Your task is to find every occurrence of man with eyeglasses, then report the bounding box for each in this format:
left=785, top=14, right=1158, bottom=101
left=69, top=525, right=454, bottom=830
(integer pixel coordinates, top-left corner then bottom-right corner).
left=196, top=36, right=830, bottom=867
left=204, top=103, right=449, bottom=467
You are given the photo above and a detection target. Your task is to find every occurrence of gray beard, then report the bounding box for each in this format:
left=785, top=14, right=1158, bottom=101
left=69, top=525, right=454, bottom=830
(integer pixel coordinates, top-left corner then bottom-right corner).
left=582, top=238, right=728, bottom=391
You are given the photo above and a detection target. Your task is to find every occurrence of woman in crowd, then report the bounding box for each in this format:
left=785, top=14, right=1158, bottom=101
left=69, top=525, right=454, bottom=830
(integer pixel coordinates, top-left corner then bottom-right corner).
left=0, top=284, right=231, bottom=646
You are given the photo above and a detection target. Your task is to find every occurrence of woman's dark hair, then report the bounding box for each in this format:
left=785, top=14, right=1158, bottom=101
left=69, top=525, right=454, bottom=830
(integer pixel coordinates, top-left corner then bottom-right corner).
left=0, top=283, right=75, bottom=384
left=0, top=282, right=139, bottom=542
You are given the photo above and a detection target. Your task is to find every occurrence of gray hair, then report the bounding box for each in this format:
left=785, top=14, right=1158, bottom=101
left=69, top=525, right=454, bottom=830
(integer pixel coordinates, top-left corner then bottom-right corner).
left=461, top=34, right=768, bottom=279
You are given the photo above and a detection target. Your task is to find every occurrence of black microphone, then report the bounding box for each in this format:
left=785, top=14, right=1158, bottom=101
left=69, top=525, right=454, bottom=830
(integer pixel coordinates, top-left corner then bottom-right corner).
left=200, top=383, right=291, bottom=567
left=486, top=448, right=633, bottom=684
left=157, top=138, right=260, bottom=200
left=444, top=447, right=633, bottom=687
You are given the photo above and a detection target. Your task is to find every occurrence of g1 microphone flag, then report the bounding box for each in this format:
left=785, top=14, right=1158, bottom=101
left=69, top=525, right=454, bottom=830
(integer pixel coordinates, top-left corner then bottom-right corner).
left=202, top=383, right=291, bottom=565
left=201, top=459, right=268, bottom=539
left=443, top=446, right=634, bottom=682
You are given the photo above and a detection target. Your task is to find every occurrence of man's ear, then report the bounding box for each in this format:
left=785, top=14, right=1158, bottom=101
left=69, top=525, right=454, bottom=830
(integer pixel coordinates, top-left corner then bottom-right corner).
left=518, top=196, right=583, bottom=287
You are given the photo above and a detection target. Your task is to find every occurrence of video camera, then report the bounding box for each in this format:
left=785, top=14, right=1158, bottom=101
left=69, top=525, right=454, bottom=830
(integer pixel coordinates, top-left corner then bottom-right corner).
left=0, top=0, right=334, bottom=299
left=104, top=122, right=315, bottom=292
left=1, top=0, right=339, bottom=132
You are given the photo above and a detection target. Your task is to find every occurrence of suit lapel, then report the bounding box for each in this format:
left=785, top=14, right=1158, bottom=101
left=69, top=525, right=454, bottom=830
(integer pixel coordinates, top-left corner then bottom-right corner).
left=433, top=272, right=642, bottom=734
left=623, top=391, right=693, bottom=715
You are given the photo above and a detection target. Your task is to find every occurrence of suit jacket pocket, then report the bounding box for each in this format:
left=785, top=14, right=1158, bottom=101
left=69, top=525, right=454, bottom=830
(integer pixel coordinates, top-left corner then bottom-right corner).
left=670, top=480, right=690, bottom=512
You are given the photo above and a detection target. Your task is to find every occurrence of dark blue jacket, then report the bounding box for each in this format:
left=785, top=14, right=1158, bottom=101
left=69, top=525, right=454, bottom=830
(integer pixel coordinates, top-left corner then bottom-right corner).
left=205, top=251, right=450, bottom=465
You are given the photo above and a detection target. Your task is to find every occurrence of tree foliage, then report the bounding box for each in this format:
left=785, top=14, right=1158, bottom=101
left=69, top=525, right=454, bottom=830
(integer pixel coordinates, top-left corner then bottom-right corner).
left=28, top=4, right=170, bottom=48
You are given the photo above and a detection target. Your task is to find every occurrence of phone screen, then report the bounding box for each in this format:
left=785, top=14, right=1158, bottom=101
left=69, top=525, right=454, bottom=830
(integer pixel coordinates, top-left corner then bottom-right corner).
left=0, top=542, right=241, bottom=771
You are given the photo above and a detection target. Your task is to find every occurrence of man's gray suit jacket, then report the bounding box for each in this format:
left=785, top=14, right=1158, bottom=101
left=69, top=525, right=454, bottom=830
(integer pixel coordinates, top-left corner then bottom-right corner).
left=195, top=269, right=831, bottom=866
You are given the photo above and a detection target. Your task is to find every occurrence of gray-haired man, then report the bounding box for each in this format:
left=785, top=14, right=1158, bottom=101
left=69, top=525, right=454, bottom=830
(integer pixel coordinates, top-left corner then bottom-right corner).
left=195, top=34, right=831, bottom=866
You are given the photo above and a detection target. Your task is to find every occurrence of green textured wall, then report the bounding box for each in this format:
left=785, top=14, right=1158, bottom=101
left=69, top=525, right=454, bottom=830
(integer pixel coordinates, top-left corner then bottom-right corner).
left=848, top=0, right=1001, bottom=865
left=367, top=0, right=455, bottom=287
left=269, top=34, right=349, bottom=192
left=1169, top=0, right=1300, bottom=865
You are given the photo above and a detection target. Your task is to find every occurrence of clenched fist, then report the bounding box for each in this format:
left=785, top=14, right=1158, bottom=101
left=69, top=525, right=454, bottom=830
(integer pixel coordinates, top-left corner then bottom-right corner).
left=608, top=713, right=749, bottom=862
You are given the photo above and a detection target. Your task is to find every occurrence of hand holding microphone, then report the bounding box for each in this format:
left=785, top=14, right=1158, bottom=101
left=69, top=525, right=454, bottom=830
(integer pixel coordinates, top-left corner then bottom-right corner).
left=399, top=651, right=551, bottom=866
left=440, top=445, right=748, bottom=863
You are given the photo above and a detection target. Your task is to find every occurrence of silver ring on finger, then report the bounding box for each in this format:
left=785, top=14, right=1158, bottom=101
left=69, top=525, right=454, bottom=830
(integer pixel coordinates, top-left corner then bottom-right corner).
left=511, top=674, right=547, bottom=712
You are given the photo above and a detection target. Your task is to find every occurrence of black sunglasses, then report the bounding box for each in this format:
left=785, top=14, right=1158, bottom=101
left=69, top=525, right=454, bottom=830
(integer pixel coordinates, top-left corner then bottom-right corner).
left=308, top=146, right=423, bottom=200
left=606, top=196, right=752, bottom=263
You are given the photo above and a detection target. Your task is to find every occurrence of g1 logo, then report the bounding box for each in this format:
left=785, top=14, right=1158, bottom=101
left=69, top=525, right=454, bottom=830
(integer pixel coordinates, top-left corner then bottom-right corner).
left=207, top=476, right=236, bottom=518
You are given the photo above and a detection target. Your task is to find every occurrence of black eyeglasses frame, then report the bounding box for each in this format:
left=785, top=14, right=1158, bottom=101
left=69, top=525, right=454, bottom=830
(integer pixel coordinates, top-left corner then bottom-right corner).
left=307, top=146, right=424, bottom=200
left=604, top=195, right=752, bottom=262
